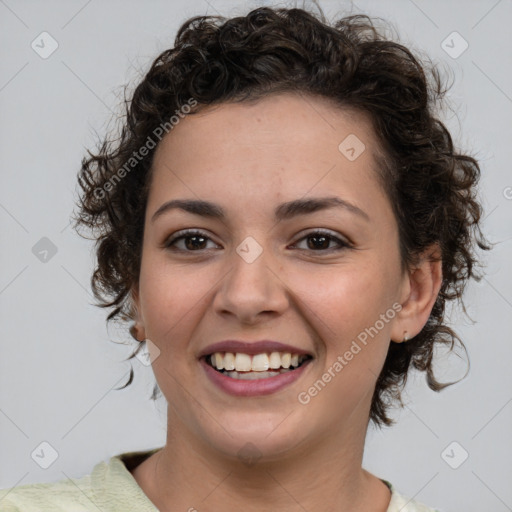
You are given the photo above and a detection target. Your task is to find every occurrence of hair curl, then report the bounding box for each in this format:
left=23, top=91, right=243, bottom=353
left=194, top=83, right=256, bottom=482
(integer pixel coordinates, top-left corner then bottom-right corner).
left=74, top=6, right=490, bottom=427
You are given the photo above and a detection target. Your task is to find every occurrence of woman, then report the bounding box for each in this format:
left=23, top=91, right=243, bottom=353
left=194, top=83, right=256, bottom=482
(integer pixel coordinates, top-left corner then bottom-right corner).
left=1, top=5, right=488, bottom=511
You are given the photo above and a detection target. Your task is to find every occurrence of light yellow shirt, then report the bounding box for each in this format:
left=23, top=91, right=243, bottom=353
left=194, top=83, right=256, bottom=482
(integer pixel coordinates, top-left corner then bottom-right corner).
left=0, top=449, right=440, bottom=511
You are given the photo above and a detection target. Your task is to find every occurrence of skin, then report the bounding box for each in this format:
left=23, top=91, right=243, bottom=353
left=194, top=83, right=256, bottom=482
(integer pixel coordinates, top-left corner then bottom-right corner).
left=130, top=92, right=442, bottom=512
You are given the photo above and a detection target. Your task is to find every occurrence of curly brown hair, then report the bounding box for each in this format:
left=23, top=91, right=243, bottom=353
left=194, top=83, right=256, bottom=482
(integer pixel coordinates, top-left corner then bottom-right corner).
left=74, top=6, right=490, bottom=427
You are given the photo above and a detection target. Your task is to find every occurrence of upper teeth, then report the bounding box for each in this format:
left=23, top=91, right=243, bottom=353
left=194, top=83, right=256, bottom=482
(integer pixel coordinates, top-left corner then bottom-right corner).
left=209, top=352, right=308, bottom=372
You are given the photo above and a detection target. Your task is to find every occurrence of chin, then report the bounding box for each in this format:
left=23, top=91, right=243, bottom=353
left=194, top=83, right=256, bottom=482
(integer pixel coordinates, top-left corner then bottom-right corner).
left=196, top=413, right=308, bottom=464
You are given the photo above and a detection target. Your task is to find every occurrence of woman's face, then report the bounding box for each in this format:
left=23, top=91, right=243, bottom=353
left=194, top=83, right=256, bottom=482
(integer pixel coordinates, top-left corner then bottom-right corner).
left=133, top=92, right=410, bottom=460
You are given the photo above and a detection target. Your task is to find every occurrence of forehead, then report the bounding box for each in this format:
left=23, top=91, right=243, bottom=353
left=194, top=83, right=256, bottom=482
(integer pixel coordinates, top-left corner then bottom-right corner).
left=162, top=92, right=378, bottom=152
left=148, top=92, right=390, bottom=223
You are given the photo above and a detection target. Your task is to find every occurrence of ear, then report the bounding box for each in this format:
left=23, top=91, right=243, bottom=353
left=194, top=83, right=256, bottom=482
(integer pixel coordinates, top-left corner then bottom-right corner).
left=390, top=243, right=443, bottom=343
left=129, top=283, right=146, bottom=342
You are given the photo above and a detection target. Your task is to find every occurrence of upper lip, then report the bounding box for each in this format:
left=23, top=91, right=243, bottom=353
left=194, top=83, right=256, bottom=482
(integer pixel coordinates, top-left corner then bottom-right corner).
left=197, top=340, right=314, bottom=359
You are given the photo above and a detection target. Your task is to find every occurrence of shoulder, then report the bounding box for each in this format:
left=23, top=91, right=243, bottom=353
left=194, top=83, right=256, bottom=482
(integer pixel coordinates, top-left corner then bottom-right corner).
left=0, top=449, right=160, bottom=512
left=384, top=479, right=442, bottom=512
left=0, top=472, right=95, bottom=511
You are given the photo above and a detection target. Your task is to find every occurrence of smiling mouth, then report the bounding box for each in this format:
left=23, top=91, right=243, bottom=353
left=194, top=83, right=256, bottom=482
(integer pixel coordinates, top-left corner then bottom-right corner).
left=204, top=352, right=313, bottom=380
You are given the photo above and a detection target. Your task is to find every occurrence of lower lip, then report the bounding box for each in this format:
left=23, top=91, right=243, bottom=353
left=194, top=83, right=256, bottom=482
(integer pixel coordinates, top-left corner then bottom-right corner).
left=200, top=358, right=312, bottom=397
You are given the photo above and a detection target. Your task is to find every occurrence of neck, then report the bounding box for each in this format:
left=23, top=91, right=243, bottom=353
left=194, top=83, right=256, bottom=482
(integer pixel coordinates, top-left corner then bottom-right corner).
left=132, top=413, right=391, bottom=512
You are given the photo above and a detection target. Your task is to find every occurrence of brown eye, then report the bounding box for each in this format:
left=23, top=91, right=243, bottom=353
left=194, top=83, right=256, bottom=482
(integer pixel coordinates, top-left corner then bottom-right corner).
left=294, top=230, right=350, bottom=252
left=164, top=230, right=220, bottom=252
left=306, top=233, right=330, bottom=250
left=183, top=234, right=208, bottom=250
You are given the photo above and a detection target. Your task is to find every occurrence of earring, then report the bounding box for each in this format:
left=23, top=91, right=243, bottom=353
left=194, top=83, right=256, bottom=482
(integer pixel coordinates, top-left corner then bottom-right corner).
left=402, top=331, right=409, bottom=343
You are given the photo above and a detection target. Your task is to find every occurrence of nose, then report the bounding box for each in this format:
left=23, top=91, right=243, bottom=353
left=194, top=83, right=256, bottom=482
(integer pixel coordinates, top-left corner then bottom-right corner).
left=212, top=243, right=289, bottom=325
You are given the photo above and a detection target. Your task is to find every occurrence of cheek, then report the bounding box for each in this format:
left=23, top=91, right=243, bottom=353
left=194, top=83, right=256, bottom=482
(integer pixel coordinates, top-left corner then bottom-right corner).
left=289, top=260, right=396, bottom=380
left=294, top=267, right=394, bottom=412
left=138, top=261, right=209, bottom=402
left=137, top=256, right=208, bottom=348
left=293, top=261, right=392, bottom=332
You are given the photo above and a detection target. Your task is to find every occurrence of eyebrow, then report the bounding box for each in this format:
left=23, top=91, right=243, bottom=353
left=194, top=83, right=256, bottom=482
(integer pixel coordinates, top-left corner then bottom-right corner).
left=151, top=196, right=370, bottom=223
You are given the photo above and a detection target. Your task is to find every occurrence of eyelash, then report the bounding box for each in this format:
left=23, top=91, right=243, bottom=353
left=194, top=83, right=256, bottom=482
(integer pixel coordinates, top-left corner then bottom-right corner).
left=163, top=229, right=352, bottom=253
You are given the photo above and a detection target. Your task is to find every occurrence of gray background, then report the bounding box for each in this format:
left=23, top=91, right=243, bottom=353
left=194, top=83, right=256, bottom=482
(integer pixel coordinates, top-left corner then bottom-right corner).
left=1, top=1, right=511, bottom=510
